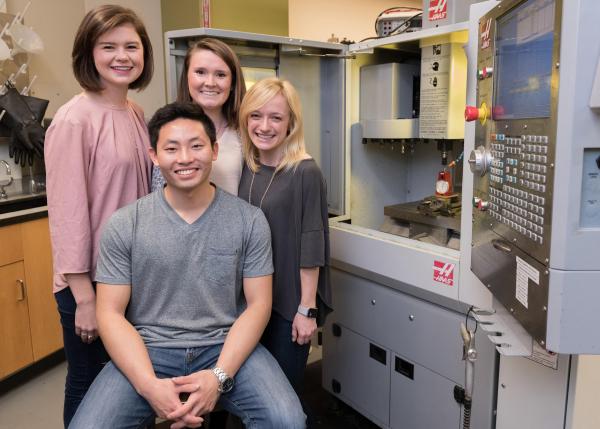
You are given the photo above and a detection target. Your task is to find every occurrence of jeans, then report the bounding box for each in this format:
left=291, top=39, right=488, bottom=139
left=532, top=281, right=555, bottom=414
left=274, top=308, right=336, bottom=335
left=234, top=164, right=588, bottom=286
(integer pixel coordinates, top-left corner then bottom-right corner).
left=69, top=343, right=305, bottom=429
left=55, top=287, right=110, bottom=428
left=260, top=311, right=310, bottom=393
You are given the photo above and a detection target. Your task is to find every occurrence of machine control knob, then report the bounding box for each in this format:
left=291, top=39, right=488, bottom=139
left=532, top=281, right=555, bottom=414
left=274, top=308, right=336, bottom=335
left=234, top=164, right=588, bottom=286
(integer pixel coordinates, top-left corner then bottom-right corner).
left=477, top=200, right=490, bottom=211
left=468, top=145, right=493, bottom=176
left=464, top=102, right=490, bottom=124
left=478, top=66, right=493, bottom=79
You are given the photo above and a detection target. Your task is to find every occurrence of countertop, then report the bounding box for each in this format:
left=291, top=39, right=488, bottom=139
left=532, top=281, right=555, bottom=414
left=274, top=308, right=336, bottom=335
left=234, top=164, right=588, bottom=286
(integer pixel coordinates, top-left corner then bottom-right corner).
left=0, top=204, right=48, bottom=227
left=0, top=177, right=48, bottom=226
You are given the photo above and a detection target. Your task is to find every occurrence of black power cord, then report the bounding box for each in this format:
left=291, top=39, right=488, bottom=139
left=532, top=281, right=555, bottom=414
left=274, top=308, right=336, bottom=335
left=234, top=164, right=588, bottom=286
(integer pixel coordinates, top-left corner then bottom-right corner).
left=373, top=6, right=422, bottom=35
left=387, top=12, right=423, bottom=37
left=465, top=305, right=479, bottom=334
left=360, top=10, right=423, bottom=43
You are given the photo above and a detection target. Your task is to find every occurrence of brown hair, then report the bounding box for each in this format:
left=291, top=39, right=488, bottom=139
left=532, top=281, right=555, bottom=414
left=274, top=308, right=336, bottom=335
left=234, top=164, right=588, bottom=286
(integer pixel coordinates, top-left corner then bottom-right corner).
left=72, top=5, right=153, bottom=92
left=177, top=38, right=246, bottom=130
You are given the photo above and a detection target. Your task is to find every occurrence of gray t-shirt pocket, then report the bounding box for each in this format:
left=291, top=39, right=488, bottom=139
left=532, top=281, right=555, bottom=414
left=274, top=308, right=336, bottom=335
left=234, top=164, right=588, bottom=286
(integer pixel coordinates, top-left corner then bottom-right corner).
left=204, top=247, right=239, bottom=287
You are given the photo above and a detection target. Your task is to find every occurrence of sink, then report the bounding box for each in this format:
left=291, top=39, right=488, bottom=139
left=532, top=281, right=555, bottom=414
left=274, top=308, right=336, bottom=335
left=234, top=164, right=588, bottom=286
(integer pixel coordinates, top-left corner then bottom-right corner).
left=0, top=159, right=13, bottom=198
left=0, top=177, right=47, bottom=214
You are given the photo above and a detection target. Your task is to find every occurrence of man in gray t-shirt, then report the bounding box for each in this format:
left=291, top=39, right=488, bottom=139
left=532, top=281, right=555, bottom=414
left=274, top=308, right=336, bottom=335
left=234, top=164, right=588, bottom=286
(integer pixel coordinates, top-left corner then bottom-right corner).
left=69, top=103, right=305, bottom=429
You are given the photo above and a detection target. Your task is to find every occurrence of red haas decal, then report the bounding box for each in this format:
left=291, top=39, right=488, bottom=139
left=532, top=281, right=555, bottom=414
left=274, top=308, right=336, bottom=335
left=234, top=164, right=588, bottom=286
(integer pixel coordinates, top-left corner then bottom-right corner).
left=433, top=260, right=455, bottom=286
left=429, top=0, right=448, bottom=21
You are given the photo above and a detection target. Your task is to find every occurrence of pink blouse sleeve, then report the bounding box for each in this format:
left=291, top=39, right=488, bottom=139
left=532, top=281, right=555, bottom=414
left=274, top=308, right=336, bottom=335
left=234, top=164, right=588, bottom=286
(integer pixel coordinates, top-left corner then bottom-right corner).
left=45, top=118, right=93, bottom=276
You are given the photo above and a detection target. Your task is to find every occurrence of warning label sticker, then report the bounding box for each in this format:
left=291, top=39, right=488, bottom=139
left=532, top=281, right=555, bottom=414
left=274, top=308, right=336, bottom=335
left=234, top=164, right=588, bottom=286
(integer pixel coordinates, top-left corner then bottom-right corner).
left=516, top=256, right=540, bottom=309
left=420, top=42, right=450, bottom=138
left=433, top=260, right=455, bottom=286
left=527, top=341, right=559, bottom=370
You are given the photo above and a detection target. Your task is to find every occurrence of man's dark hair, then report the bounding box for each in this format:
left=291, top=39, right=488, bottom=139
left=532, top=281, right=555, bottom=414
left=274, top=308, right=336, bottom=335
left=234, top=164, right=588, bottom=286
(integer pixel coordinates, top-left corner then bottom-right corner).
left=148, top=102, right=217, bottom=150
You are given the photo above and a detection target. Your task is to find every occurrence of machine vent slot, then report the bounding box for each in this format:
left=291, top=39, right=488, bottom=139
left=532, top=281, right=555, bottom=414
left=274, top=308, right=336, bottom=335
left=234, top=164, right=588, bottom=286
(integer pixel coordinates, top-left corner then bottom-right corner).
left=369, top=343, right=387, bottom=365
left=394, top=356, right=414, bottom=380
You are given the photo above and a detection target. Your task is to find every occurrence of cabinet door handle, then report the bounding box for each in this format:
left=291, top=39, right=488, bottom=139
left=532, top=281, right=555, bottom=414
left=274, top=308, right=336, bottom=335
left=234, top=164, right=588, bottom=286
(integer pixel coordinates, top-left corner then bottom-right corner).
left=16, top=279, right=25, bottom=301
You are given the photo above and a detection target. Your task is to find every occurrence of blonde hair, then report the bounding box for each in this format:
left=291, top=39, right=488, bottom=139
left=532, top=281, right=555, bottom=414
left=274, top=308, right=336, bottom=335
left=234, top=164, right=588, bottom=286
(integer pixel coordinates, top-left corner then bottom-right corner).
left=239, top=77, right=308, bottom=173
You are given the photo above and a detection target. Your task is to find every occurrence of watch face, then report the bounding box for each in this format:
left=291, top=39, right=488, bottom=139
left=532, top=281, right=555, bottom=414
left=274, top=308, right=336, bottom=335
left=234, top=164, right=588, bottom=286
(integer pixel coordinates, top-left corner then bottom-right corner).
left=307, top=308, right=318, bottom=318
left=221, top=377, right=234, bottom=393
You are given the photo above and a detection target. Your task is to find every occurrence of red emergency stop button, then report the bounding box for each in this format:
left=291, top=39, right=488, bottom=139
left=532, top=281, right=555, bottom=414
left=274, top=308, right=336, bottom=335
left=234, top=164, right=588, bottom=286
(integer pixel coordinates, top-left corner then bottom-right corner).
left=465, top=105, right=480, bottom=121
left=464, top=102, right=490, bottom=125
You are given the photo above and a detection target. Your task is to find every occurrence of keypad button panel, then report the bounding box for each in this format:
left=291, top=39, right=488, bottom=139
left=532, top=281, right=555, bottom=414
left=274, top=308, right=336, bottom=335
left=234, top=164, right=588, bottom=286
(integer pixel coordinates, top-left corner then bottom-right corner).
left=487, top=134, right=550, bottom=245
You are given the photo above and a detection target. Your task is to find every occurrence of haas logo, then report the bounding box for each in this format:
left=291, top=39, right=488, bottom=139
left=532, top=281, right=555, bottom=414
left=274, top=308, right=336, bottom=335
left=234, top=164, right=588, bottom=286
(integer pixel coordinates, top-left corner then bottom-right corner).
left=481, top=18, right=492, bottom=49
left=433, top=260, right=455, bottom=286
left=429, top=0, right=448, bottom=21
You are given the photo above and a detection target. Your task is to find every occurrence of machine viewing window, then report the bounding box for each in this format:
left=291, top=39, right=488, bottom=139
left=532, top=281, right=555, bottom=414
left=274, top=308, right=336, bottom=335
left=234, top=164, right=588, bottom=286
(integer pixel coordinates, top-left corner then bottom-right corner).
left=493, top=0, right=555, bottom=120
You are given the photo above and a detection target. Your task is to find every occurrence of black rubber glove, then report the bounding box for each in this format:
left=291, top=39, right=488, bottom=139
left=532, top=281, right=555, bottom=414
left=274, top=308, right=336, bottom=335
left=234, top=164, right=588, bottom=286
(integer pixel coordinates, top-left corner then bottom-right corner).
left=9, top=121, right=44, bottom=166
left=8, top=136, right=30, bottom=166
left=0, top=83, right=48, bottom=166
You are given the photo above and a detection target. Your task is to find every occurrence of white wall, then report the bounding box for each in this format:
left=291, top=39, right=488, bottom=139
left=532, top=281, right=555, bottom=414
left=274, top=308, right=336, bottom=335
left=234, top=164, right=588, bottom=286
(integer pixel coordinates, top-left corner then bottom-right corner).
left=5, top=0, right=165, bottom=118
left=83, top=0, right=166, bottom=118
left=288, top=0, right=421, bottom=42
left=0, top=0, right=166, bottom=175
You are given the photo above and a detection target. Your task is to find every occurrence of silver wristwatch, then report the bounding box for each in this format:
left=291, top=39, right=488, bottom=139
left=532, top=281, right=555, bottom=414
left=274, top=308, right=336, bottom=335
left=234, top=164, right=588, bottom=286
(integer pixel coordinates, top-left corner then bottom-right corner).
left=212, top=367, right=234, bottom=393
left=297, top=304, right=318, bottom=318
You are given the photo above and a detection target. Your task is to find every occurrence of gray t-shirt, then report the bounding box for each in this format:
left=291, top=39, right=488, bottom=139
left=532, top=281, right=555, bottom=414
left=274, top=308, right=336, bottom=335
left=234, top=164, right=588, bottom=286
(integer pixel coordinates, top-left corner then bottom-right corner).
left=95, top=187, right=273, bottom=348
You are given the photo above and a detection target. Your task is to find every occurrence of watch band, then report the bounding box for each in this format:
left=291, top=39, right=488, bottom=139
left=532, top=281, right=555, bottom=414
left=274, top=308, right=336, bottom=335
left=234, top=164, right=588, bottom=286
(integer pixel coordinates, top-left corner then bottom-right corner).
left=212, top=367, right=234, bottom=393
left=297, top=304, right=318, bottom=318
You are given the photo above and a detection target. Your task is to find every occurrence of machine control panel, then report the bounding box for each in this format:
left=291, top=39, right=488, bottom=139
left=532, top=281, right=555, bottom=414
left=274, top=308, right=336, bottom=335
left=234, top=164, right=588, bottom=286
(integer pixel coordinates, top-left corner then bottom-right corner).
left=469, top=0, right=560, bottom=346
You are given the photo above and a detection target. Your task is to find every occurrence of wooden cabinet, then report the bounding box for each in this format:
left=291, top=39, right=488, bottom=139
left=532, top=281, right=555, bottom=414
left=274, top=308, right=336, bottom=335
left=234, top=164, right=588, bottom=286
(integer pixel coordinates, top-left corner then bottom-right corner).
left=0, top=261, right=34, bottom=378
left=0, top=218, right=62, bottom=379
left=21, top=219, right=63, bottom=360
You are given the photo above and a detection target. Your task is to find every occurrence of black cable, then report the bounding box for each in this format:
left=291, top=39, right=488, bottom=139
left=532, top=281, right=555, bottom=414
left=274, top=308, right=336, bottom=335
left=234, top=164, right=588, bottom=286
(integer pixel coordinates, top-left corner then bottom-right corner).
left=374, top=6, right=422, bottom=34
left=465, top=305, right=478, bottom=334
left=388, top=12, right=423, bottom=37
left=463, top=397, right=472, bottom=429
left=361, top=11, right=423, bottom=42
left=358, top=36, right=381, bottom=43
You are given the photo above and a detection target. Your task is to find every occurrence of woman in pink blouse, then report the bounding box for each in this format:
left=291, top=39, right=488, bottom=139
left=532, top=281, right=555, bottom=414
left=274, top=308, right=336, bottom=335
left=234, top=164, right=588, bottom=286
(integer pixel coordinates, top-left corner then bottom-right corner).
left=44, top=6, right=153, bottom=427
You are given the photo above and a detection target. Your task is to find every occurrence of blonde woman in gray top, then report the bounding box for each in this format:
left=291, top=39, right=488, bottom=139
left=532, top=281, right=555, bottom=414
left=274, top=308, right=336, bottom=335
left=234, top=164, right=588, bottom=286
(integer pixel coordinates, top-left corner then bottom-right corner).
left=152, top=38, right=245, bottom=194
left=238, top=79, right=333, bottom=426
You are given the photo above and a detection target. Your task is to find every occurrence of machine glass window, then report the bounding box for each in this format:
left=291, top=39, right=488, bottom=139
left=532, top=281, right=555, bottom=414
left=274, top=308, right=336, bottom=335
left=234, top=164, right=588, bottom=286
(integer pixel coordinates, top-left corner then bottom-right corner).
left=493, top=0, right=555, bottom=120
left=241, top=67, right=276, bottom=89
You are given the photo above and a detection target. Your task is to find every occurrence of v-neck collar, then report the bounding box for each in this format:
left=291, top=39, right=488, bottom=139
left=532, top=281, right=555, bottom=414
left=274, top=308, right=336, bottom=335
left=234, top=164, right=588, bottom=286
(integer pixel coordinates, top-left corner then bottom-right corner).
left=158, top=185, right=220, bottom=226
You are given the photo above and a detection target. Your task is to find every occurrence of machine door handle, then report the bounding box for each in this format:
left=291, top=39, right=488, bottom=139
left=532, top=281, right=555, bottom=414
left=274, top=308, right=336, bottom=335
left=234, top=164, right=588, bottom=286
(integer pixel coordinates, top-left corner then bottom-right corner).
left=16, top=279, right=25, bottom=301
left=492, top=239, right=513, bottom=254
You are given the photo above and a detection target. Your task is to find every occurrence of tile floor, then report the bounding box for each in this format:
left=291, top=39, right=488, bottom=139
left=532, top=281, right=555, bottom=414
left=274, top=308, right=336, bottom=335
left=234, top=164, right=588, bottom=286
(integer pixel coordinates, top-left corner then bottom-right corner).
left=0, top=354, right=66, bottom=429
